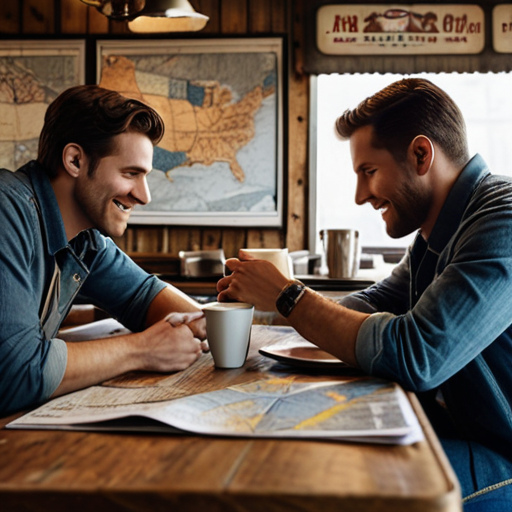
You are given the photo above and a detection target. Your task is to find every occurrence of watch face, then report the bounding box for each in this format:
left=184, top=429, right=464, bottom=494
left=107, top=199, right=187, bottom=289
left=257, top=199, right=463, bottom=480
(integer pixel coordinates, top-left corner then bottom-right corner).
left=276, top=282, right=305, bottom=317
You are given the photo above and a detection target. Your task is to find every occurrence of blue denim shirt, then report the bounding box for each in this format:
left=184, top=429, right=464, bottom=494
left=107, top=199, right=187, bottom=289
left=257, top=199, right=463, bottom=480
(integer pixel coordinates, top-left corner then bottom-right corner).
left=341, top=154, right=512, bottom=459
left=0, top=161, right=166, bottom=415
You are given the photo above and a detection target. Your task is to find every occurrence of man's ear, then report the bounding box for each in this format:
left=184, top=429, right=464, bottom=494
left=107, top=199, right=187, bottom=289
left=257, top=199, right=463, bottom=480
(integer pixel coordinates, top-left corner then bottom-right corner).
left=62, top=143, right=84, bottom=178
left=409, top=135, right=434, bottom=176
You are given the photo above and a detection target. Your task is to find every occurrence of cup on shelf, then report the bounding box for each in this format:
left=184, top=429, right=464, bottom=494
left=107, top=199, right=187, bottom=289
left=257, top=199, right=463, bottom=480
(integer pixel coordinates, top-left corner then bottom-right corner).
left=319, top=229, right=361, bottom=279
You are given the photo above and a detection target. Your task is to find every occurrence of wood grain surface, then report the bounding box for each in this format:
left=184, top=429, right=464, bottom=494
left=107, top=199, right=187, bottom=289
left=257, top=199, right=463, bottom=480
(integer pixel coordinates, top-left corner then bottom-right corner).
left=0, top=325, right=461, bottom=512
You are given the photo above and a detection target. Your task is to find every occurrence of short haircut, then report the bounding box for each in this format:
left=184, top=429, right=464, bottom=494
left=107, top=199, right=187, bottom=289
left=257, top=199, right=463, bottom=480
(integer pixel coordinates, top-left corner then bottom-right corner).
left=335, top=78, right=469, bottom=167
left=37, top=85, right=164, bottom=178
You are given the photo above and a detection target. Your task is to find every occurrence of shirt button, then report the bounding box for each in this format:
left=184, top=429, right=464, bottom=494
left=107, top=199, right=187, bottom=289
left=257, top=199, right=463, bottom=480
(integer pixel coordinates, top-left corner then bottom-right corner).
left=73, top=273, right=81, bottom=282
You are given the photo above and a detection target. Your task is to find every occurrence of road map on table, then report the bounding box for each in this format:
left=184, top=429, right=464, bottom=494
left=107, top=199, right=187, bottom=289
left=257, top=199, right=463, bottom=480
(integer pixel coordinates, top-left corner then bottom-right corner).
left=8, top=375, right=423, bottom=445
left=147, top=377, right=421, bottom=440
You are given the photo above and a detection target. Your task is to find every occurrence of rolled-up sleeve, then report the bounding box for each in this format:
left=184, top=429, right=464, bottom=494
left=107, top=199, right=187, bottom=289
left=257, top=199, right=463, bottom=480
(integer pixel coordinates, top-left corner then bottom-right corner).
left=41, top=338, right=67, bottom=399
left=355, top=312, right=393, bottom=374
left=77, top=234, right=167, bottom=332
left=353, top=201, right=512, bottom=392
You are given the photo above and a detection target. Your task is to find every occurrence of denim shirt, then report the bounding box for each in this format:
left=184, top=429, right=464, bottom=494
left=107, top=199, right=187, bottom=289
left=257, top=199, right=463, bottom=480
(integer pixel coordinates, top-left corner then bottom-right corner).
left=0, top=161, right=166, bottom=415
left=340, top=154, right=512, bottom=459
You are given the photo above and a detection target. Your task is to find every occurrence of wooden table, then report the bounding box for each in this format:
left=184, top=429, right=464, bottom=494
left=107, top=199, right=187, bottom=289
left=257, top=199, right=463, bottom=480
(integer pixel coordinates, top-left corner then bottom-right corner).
left=0, top=324, right=461, bottom=512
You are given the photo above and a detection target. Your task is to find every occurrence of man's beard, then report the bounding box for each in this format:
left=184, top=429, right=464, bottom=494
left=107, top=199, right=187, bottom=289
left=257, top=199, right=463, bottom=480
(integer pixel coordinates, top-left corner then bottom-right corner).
left=385, top=179, right=431, bottom=239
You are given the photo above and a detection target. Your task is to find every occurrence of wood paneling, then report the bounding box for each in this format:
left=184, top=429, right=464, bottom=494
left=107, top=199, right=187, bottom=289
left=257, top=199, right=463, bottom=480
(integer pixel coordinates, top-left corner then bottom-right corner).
left=271, top=0, right=287, bottom=34
left=286, top=74, right=308, bottom=252
left=87, top=5, right=109, bottom=34
left=286, top=0, right=308, bottom=252
left=246, top=229, right=284, bottom=249
left=112, top=234, right=128, bottom=253
left=220, top=0, right=247, bottom=34
left=194, top=0, right=220, bottom=34
left=202, top=229, right=223, bottom=251
left=135, top=227, right=165, bottom=253
left=167, top=228, right=202, bottom=254
left=249, top=0, right=271, bottom=33
left=61, top=0, right=87, bottom=34
left=22, top=0, right=54, bottom=33
left=0, top=0, right=20, bottom=34
left=222, top=229, right=247, bottom=258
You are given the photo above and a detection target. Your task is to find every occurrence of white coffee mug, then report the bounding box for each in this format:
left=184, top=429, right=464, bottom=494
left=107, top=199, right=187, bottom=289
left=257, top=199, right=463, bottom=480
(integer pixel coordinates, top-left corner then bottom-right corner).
left=239, top=248, right=294, bottom=279
left=203, top=302, right=254, bottom=369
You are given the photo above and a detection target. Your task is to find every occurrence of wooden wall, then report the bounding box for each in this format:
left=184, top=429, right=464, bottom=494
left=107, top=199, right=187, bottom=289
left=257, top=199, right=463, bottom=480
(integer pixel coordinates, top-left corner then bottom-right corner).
left=0, top=0, right=309, bottom=259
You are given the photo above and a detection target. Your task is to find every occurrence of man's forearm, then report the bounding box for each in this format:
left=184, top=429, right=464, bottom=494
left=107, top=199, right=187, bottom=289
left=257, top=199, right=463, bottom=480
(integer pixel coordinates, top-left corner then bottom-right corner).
left=145, top=285, right=201, bottom=326
left=51, top=320, right=204, bottom=399
left=50, top=333, right=143, bottom=398
left=286, top=288, right=370, bottom=368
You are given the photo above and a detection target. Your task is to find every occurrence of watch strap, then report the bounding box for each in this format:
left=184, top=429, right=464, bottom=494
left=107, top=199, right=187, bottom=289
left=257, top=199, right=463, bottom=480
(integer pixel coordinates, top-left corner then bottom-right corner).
left=275, top=280, right=306, bottom=318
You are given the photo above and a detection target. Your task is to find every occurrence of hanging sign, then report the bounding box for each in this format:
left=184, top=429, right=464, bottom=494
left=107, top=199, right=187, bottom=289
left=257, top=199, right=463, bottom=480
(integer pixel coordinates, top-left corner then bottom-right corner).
left=317, top=4, right=485, bottom=55
left=493, top=5, right=512, bottom=53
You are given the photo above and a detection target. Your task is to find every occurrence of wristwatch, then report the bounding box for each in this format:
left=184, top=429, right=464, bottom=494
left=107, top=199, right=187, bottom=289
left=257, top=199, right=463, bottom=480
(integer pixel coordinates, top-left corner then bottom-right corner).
left=275, top=280, right=306, bottom=317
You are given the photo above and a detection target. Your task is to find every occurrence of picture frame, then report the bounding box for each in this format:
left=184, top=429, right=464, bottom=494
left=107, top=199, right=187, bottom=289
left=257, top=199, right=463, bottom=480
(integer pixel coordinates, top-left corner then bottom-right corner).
left=96, top=38, right=284, bottom=227
left=0, top=40, right=86, bottom=171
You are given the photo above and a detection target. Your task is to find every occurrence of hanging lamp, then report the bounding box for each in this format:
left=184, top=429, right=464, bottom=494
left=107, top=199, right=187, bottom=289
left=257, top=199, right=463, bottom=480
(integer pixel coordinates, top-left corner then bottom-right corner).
left=80, top=0, right=209, bottom=32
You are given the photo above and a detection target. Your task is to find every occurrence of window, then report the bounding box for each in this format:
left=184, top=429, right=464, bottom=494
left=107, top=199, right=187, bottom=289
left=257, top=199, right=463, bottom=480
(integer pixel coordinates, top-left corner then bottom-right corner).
left=309, top=72, right=512, bottom=254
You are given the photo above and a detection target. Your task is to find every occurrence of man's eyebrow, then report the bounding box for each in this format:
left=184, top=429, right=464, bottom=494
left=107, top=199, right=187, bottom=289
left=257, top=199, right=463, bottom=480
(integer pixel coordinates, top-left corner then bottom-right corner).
left=122, top=166, right=151, bottom=174
left=355, top=163, right=371, bottom=174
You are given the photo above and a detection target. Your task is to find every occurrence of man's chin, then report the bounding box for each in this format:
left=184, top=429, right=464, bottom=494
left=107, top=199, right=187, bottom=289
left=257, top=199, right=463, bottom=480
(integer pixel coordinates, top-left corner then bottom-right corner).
left=384, top=217, right=416, bottom=239
left=99, top=223, right=128, bottom=238
left=386, top=224, right=417, bottom=239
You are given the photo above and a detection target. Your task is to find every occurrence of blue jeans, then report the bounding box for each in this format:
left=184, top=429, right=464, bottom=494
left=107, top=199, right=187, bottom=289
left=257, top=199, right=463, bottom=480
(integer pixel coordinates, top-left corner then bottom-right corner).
left=441, top=438, right=512, bottom=511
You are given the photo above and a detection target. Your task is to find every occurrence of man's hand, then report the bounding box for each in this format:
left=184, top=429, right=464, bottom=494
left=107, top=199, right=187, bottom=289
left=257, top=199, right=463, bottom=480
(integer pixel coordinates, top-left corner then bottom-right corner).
left=137, top=319, right=207, bottom=373
left=165, top=311, right=208, bottom=349
left=216, top=250, right=289, bottom=311
left=145, top=286, right=207, bottom=341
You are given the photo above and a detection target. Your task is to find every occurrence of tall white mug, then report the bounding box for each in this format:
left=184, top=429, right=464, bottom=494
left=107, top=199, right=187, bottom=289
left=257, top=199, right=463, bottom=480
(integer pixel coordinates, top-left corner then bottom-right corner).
left=239, top=248, right=294, bottom=279
left=203, top=302, right=254, bottom=369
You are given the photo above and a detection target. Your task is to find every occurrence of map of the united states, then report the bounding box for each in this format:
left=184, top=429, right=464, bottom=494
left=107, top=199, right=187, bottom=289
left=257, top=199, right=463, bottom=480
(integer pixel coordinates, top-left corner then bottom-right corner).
left=99, top=54, right=274, bottom=183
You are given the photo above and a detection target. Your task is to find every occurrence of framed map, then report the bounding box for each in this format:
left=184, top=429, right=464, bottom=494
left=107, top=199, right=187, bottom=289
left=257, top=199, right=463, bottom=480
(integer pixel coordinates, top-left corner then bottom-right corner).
left=97, top=38, right=284, bottom=227
left=0, top=40, right=85, bottom=171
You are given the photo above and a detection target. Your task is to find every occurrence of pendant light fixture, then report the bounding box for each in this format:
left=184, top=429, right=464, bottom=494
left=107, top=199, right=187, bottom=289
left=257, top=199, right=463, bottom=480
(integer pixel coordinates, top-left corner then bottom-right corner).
left=80, top=0, right=145, bottom=20
left=80, top=0, right=209, bottom=32
left=128, top=0, right=209, bottom=33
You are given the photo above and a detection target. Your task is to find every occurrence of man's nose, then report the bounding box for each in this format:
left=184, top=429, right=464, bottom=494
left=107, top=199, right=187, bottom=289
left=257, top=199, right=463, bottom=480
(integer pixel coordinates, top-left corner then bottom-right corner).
left=354, top=177, right=370, bottom=205
left=134, top=176, right=151, bottom=205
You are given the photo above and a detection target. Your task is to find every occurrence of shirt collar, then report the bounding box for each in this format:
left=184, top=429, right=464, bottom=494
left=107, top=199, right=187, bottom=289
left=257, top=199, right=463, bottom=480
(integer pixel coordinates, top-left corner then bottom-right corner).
left=427, top=154, right=490, bottom=254
left=23, top=161, right=69, bottom=256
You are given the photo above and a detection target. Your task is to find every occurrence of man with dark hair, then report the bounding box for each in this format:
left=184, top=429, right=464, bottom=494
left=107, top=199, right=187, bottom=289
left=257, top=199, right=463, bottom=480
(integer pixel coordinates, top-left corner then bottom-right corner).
left=217, top=78, right=512, bottom=509
left=0, top=85, right=207, bottom=416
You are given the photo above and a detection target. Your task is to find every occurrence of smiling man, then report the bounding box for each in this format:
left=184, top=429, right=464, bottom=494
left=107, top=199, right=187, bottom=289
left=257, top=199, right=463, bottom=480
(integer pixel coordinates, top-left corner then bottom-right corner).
left=0, top=85, right=207, bottom=416
left=217, top=78, right=512, bottom=510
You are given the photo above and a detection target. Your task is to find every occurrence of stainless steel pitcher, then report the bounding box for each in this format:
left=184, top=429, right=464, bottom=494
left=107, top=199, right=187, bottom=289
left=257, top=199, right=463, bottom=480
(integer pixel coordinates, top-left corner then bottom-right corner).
left=320, top=229, right=361, bottom=279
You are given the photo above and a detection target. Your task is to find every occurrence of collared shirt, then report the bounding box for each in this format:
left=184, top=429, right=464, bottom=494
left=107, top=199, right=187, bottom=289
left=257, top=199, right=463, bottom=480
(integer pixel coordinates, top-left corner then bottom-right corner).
left=0, top=161, right=166, bottom=415
left=341, top=154, right=512, bottom=459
